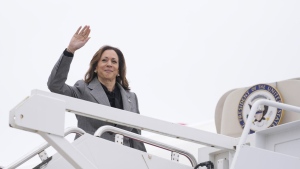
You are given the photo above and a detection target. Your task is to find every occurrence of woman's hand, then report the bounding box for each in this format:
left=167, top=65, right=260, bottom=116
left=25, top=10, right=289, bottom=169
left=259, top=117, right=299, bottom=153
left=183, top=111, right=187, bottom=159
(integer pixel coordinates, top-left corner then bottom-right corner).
left=67, top=25, right=91, bottom=53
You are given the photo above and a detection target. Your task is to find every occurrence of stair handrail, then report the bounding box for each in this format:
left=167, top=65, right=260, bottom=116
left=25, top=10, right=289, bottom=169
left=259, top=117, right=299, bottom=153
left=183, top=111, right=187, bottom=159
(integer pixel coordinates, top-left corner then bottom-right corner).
left=231, top=99, right=300, bottom=169
left=94, top=125, right=198, bottom=167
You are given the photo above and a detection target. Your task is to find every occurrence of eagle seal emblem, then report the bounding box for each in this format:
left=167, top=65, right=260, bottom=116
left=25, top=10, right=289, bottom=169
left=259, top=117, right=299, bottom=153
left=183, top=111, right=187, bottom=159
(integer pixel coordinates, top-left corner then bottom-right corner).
left=237, top=84, right=284, bottom=133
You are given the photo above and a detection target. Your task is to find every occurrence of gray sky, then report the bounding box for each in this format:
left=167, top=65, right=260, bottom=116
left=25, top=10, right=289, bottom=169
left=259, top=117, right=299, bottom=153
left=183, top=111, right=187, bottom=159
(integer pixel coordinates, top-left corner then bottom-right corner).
left=1, top=0, right=300, bottom=166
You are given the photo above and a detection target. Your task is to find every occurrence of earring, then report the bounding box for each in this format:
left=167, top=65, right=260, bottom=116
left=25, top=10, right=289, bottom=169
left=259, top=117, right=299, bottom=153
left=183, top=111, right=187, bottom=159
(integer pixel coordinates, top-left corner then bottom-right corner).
left=117, top=73, right=120, bottom=76
left=94, top=70, right=97, bottom=73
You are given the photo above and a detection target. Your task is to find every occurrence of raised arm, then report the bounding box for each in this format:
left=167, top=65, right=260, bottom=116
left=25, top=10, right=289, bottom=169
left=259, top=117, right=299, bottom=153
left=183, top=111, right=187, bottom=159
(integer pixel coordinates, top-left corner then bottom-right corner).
left=47, top=26, right=91, bottom=97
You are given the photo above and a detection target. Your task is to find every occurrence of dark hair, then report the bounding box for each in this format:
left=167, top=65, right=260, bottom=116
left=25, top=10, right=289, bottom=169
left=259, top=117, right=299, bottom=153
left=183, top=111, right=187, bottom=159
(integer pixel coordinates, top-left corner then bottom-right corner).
left=84, top=45, right=130, bottom=90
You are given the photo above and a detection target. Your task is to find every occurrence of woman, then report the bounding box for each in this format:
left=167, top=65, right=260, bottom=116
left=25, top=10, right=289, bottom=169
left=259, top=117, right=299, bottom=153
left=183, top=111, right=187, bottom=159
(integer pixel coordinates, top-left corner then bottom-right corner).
left=47, top=25, right=146, bottom=152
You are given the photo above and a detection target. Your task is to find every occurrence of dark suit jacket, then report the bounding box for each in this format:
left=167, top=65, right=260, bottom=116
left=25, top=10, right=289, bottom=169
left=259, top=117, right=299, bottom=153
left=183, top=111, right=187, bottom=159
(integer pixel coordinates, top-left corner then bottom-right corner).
left=47, top=53, right=146, bottom=152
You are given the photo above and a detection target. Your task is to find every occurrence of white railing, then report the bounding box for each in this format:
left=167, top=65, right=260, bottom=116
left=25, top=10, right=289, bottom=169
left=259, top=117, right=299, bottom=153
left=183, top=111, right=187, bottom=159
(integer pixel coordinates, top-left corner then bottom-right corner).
left=95, top=126, right=198, bottom=167
left=230, top=99, right=300, bottom=169
left=8, top=89, right=239, bottom=168
left=10, top=89, right=236, bottom=150
left=4, top=127, right=85, bottom=169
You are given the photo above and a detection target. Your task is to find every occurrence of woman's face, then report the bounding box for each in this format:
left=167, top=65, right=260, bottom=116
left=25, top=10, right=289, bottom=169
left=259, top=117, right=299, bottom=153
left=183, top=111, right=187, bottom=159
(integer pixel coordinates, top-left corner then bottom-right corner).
left=95, top=49, right=119, bottom=82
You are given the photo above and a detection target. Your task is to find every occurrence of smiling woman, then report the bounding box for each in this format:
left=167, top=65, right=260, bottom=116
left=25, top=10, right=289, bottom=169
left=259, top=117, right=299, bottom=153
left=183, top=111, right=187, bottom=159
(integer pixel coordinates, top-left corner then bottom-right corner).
left=47, top=25, right=146, bottom=152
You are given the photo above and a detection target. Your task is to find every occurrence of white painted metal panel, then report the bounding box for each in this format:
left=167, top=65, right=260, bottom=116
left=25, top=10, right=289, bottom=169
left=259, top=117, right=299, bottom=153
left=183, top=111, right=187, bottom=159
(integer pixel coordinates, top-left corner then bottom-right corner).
left=233, top=145, right=300, bottom=169
left=39, top=132, right=97, bottom=169
left=255, top=120, right=300, bottom=158
left=10, top=94, right=65, bottom=136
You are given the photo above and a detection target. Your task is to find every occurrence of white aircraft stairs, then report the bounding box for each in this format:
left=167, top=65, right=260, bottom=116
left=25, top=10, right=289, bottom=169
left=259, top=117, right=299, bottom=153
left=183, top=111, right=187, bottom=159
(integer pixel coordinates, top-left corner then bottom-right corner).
left=2, top=89, right=300, bottom=169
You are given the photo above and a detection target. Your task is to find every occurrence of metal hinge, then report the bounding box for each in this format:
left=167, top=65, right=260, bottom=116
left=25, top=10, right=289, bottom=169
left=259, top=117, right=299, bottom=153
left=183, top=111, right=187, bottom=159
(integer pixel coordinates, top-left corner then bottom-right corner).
left=115, top=134, right=124, bottom=145
left=171, top=152, right=180, bottom=162
left=38, top=150, right=48, bottom=161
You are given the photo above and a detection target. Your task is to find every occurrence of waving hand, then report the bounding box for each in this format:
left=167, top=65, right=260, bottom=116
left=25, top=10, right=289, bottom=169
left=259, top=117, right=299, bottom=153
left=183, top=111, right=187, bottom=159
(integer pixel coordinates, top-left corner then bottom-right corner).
left=67, top=25, right=91, bottom=53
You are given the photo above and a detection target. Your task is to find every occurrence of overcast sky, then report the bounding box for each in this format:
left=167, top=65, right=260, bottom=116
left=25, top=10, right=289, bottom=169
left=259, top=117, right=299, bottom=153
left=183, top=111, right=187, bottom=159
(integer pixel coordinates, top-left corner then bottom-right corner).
left=1, top=0, right=300, bottom=167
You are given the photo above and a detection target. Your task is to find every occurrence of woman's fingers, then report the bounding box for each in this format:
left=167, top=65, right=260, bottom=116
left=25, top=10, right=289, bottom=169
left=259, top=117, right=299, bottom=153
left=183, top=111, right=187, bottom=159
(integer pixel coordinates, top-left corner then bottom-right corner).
left=84, top=27, right=91, bottom=38
left=72, top=25, right=91, bottom=40
left=80, top=26, right=86, bottom=35
left=75, top=26, right=82, bottom=35
left=80, top=25, right=88, bottom=35
left=75, top=25, right=90, bottom=40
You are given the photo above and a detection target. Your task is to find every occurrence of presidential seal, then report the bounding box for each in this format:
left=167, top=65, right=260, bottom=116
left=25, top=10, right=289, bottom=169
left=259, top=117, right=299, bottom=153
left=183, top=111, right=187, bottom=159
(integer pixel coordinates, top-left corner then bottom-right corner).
left=237, top=84, right=283, bottom=134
